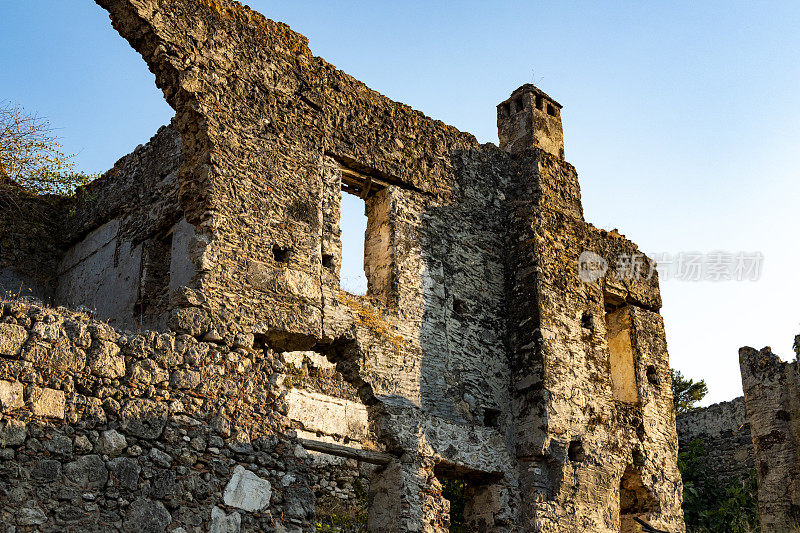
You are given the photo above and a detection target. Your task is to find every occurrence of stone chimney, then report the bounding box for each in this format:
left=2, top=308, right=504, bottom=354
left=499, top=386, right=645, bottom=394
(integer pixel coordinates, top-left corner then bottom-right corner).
left=497, top=84, right=564, bottom=159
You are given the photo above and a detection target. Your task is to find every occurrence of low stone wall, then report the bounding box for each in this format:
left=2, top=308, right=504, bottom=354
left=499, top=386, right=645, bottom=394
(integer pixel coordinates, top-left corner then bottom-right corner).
left=0, top=297, right=335, bottom=532
left=676, top=396, right=755, bottom=487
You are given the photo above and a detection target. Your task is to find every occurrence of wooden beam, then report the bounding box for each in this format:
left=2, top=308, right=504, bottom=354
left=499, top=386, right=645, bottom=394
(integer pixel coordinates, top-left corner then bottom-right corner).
left=361, top=177, right=373, bottom=199
left=298, top=438, right=393, bottom=465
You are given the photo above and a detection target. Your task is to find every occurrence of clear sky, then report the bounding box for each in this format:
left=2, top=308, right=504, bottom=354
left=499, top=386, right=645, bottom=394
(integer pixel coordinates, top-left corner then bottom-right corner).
left=2, top=1, right=798, bottom=405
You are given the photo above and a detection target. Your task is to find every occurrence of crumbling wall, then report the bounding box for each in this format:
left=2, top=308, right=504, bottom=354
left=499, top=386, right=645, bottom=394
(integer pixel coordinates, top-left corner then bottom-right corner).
left=676, top=397, right=755, bottom=487
left=0, top=180, right=65, bottom=299
left=86, top=3, right=526, bottom=529
left=505, top=146, right=683, bottom=532
left=0, top=0, right=687, bottom=530
left=740, top=345, right=800, bottom=532
left=1, top=125, right=189, bottom=331
left=93, top=0, right=487, bottom=339
left=0, top=297, right=353, bottom=532
left=55, top=124, right=186, bottom=330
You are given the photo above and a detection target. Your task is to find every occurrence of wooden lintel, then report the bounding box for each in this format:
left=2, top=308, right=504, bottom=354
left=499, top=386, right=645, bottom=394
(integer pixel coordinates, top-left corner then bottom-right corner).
left=298, top=438, right=393, bottom=465
left=361, top=177, right=373, bottom=199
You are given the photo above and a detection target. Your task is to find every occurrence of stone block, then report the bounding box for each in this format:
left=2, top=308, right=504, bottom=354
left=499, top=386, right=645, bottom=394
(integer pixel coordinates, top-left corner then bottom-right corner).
left=210, top=506, right=241, bottom=533
left=28, top=386, right=65, bottom=419
left=120, top=399, right=168, bottom=439
left=108, top=457, right=141, bottom=491
left=0, top=323, right=28, bottom=356
left=0, top=380, right=24, bottom=411
left=96, top=429, right=127, bottom=456
left=44, top=433, right=73, bottom=456
left=168, top=307, right=211, bottom=336
left=16, top=507, right=47, bottom=526
left=223, top=465, right=272, bottom=512
left=285, top=389, right=368, bottom=441
left=89, top=340, right=126, bottom=378
left=169, top=368, right=201, bottom=389
left=123, top=498, right=171, bottom=533
left=23, top=342, right=86, bottom=372
left=0, top=419, right=26, bottom=446
left=32, top=459, right=62, bottom=483
left=64, top=454, right=108, bottom=489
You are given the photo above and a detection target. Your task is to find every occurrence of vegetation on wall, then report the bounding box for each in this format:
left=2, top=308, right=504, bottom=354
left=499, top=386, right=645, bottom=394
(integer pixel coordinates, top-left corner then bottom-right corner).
left=314, top=478, right=368, bottom=533
left=441, top=478, right=467, bottom=533
left=679, top=439, right=760, bottom=533
left=673, top=368, right=760, bottom=532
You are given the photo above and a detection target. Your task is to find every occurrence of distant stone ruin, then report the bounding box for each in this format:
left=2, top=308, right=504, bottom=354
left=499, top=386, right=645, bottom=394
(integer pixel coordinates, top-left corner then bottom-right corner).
left=740, top=344, right=800, bottom=532
left=676, top=396, right=755, bottom=489
left=0, top=0, right=686, bottom=531
left=674, top=339, right=800, bottom=533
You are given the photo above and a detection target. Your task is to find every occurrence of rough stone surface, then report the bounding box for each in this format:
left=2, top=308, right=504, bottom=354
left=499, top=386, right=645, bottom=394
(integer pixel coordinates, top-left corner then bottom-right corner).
left=0, top=323, right=27, bottom=356
left=0, top=0, right=686, bottom=530
left=0, top=379, right=24, bottom=411
left=28, top=386, right=65, bottom=419
left=64, top=454, right=109, bottom=489
left=740, top=345, right=800, bottom=531
left=676, top=396, right=755, bottom=487
left=210, top=506, right=242, bottom=533
left=96, top=429, right=128, bottom=456
left=0, top=418, right=26, bottom=446
left=223, top=465, right=272, bottom=512
left=89, top=339, right=126, bottom=378
left=124, top=498, right=172, bottom=533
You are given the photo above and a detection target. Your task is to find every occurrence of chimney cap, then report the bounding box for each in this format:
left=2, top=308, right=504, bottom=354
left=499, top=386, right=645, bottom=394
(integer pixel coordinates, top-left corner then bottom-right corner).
left=497, top=84, right=562, bottom=109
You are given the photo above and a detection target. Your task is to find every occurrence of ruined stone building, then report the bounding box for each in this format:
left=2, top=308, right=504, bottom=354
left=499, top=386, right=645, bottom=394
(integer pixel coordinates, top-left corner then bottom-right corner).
left=676, top=396, right=755, bottom=492
left=739, top=345, right=800, bottom=532
left=0, top=0, right=685, bottom=531
left=675, top=340, right=800, bottom=533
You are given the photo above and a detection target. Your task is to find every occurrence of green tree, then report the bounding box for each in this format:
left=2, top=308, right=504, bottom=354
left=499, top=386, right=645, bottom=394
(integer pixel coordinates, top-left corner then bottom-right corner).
left=671, top=368, right=708, bottom=414
left=0, top=101, right=94, bottom=195
left=679, top=438, right=760, bottom=532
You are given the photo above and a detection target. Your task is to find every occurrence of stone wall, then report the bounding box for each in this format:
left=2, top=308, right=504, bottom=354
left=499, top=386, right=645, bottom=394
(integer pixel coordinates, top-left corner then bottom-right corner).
left=740, top=344, right=800, bottom=532
left=1, top=124, right=188, bottom=331
left=0, top=297, right=359, bottom=532
left=0, top=180, right=64, bottom=300
left=505, top=147, right=683, bottom=532
left=0, top=0, right=688, bottom=531
left=55, top=124, right=186, bottom=330
left=676, top=397, right=755, bottom=487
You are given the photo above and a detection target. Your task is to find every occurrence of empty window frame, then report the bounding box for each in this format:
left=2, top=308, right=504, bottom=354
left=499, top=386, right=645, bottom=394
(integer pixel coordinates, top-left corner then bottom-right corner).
left=338, top=167, right=392, bottom=302
left=604, top=294, right=639, bottom=404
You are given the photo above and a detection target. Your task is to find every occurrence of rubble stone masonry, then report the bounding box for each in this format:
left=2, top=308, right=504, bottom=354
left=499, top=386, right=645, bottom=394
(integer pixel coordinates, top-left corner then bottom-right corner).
left=676, top=397, right=755, bottom=488
left=0, top=0, right=686, bottom=531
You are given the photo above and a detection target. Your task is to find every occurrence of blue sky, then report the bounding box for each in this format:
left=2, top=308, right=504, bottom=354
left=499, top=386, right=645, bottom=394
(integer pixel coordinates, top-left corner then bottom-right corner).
left=2, top=1, right=799, bottom=404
